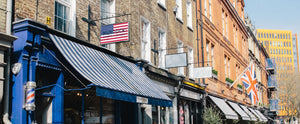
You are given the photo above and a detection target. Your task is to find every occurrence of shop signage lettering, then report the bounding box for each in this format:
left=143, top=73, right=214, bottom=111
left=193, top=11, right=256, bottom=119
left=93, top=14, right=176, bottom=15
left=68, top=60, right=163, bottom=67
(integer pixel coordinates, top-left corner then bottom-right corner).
left=136, top=96, right=148, bottom=104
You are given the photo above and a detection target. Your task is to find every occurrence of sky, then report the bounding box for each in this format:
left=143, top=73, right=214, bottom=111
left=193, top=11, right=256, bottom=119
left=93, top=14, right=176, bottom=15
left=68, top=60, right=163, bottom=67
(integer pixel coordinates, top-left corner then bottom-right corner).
left=244, top=0, right=300, bottom=66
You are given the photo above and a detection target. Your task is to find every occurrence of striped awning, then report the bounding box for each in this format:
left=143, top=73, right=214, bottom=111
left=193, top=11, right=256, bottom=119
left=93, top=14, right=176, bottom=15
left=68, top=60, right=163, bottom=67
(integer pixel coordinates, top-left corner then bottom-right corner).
left=227, top=101, right=251, bottom=120
left=208, top=95, right=239, bottom=120
left=254, top=109, right=268, bottom=122
left=240, top=105, right=257, bottom=121
left=248, top=107, right=267, bottom=122
left=49, top=34, right=172, bottom=107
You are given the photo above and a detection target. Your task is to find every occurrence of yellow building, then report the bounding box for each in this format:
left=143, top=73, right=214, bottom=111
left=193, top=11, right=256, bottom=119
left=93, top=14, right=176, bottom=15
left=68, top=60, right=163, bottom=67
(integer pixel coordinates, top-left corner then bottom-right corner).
left=256, top=29, right=296, bottom=117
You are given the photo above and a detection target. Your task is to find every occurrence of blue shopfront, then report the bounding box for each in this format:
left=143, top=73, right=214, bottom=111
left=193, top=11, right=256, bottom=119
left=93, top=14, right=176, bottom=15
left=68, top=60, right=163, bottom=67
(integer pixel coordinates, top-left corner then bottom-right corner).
left=11, top=19, right=172, bottom=124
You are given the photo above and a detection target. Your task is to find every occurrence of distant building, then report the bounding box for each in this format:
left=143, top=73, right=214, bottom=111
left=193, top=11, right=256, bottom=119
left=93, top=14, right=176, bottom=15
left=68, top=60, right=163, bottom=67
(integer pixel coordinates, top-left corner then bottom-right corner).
left=257, top=29, right=296, bottom=117
left=292, top=34, right=299, bottom=72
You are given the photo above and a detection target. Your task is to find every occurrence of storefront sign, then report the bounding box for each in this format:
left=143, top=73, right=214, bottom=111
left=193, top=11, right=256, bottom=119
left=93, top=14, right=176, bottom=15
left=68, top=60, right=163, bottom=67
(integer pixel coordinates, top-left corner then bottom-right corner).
left=192, top=67, right=212, bottom=78
left=136, top=96, right=148, bottom=104
left=165, top=53, right=187, bottom=68
left=182, top=80, right=204, bottom=90
left=180, top=89, right=201, bottom=100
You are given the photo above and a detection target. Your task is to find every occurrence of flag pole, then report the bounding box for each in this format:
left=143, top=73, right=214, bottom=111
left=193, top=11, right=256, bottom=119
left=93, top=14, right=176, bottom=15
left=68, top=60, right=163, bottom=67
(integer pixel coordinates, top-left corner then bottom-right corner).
left=229, top=61, right=254, bottom=88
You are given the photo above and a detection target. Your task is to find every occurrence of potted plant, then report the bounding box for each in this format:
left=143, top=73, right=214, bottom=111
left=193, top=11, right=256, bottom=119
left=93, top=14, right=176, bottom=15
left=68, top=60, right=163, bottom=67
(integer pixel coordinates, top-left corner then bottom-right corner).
left=225, top=77, right=234, bottom=86
left=237, top=84, right=243, bottom=92
left=212, top=69, right=218, bottom=79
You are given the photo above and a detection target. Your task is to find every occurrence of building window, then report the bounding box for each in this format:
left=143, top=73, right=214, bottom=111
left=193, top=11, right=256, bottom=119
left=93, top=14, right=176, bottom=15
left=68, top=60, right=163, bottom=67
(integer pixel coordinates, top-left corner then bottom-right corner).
left=55, top=0, right=75, bottom=35
left=186, top=1, right=192, bottom=29
left=175, top=0, right=183, bottom=21
left=188, top=48, right=194, bottom=78
left=101, top=0, right=116, bottom=51
left=211, top=45, right=214, bottom=68
left=206, top=42, right=210, bottom=66
left=178, top=41, right=184, bottom=75
left=141, top=18, right=151, bottom=62
left=209, top=0, right=212, bottom=21
left=222, top=10, right=225, bottom=35
left=159, top=29, right=167, bottom=69
left=225, top=14, right=228, bottom=37
left=224, top=55, right=227, bottom=77
left=233, top=0, right=236, bottom=8
left=157, top=0, right=166, bottom=8
left=227, top=58, right=230, bottom=78
left=204, top=0, right=207, bottom=16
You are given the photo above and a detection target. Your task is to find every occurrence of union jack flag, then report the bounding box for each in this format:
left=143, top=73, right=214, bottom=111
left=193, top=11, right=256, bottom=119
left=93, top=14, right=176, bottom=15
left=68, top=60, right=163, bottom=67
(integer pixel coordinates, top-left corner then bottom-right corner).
left=241, top=63, right=259, bottom=105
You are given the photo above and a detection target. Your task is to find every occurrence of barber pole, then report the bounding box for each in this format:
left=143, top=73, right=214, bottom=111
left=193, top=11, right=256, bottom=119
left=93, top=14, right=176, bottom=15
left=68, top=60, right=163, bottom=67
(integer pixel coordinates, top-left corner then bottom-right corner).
left=25, top=81, right=36, bottom=111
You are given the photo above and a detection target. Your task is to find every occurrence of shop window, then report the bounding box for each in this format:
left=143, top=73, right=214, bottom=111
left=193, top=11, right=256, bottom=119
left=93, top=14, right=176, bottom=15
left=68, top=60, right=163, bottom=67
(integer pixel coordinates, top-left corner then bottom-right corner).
left=152, top=106, right=159, bottom=124
left=160, top=106, right=167, bottom=124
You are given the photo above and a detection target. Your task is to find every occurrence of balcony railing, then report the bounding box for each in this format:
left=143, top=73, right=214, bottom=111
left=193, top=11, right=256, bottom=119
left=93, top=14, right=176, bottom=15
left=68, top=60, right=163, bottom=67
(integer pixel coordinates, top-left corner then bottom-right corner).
left=266, top=58, right=276, bottom=74
left=268, top=75, right=277, bottom=90
left=270, top=99, right=279, bottom=112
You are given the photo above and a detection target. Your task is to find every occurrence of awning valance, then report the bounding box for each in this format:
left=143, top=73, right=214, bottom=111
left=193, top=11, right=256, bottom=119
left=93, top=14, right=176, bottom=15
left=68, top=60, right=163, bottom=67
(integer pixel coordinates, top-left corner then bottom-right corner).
left=49, top=34, right=172, bottom=107
left=208, top=95, right=239, bottom=120
left=227, top=101, right=251, bottom=120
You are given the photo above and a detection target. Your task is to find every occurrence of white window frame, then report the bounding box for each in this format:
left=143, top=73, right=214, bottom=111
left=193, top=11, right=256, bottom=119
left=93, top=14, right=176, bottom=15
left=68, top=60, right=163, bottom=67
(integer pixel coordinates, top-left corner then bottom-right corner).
left=175, top=0, right=183, bottom=22
left=233, top=0, right=236, bottom=8
left=204, top=0, right=207, bottom=16
left=55, top=0, right=76, bottom=36
left=159, top=29, right=167, bottom=69
left=227, top=58, right=230, bottom=78
left=188, top=47, right=194, bottom=79
left=224, top=56, right=227, bottom=77
left=177, top=40, right=184, bottom=75
left=211, top=45, right=214, bottom=68
left=186, top=1, right=192, bottom=29
left=206, top=42, right=210, bottom=66
left=100, top=0, right=116, bottom=51
left=225, top=14, right=228, bottom=37
left=141, top=17, right=151, bottom=62
left=157, top=0, right=166, bottom=9
left=222, top=11, right=225, bottom=35
left=209, top=0, right=212, bottom=21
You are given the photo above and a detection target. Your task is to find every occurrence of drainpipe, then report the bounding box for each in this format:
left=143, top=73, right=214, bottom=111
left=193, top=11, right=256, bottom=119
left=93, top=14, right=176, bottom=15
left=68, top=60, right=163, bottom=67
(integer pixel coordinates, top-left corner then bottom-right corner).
left=3, top=0, right=13, bottom=123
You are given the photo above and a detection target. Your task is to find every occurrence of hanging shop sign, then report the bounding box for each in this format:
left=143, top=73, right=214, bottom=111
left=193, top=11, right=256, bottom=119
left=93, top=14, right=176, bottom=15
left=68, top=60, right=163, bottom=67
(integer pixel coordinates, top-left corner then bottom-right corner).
left=192, top=67, right=212, bottom=78
left=100, top=22, right=129, bottom=44
left=165, top=53, right=187, bottom=68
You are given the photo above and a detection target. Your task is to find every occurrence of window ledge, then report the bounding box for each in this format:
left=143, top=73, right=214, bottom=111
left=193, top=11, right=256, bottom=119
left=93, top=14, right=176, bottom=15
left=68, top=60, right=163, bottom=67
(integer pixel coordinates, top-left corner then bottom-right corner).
left=157, top=2, right=167, bottom=11
left=176, top=17, right=184, bottom=24
left=187, top=25, right=193, bottom=32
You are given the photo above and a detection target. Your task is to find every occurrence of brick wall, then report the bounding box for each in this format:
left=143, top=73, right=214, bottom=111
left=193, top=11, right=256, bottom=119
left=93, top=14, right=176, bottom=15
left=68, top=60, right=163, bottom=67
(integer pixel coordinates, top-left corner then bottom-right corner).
left=0, top=0, right=7, bottom=33
left=198, top=0, right=251, bottom=104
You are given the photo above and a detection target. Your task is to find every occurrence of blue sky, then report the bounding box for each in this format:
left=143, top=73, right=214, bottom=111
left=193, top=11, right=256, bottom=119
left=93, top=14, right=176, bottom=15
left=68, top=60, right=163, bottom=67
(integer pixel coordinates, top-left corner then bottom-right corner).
left=244, top=0, right=300, bottom=66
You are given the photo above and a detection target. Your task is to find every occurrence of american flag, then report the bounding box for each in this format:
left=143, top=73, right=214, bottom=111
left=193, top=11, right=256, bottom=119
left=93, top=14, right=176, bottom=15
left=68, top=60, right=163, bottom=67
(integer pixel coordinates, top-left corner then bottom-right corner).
left=100, top=22, right=129, bottom=44
left=241, top=63, right=259, bottom=105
